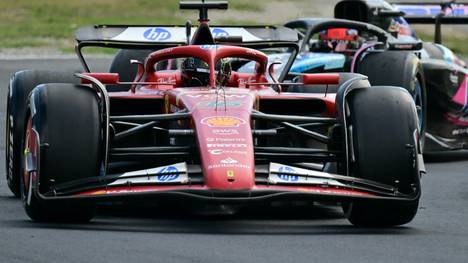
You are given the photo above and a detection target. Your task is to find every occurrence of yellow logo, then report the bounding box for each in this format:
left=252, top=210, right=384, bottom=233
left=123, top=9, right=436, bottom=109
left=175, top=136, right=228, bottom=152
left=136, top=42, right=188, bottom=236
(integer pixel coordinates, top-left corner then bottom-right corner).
left=201, top=116, right=246, bottom=127
left=227, top=170, right=235, bottom=178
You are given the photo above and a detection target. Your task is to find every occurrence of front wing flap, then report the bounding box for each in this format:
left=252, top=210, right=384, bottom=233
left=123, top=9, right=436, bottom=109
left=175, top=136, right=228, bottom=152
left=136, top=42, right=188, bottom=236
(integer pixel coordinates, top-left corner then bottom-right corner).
left=30, top=162, right=420, bottom=206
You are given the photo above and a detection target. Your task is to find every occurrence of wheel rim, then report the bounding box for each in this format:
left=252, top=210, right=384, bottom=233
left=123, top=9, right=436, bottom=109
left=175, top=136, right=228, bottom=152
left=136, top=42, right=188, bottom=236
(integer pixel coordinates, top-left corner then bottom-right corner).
left=413, top=77, right=424, bottom=132
left=21, top=117, right=38, bottom=204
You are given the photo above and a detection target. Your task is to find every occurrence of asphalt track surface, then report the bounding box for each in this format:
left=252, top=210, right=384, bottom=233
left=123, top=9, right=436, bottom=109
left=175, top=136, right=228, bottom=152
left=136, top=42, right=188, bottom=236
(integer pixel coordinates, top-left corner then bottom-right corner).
left=0, top=59, right=467, bottom=263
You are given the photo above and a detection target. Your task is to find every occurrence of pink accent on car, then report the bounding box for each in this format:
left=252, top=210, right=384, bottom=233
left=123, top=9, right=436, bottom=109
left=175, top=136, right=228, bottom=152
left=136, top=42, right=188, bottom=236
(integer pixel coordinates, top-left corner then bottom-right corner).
left=452, top=75, right=468, bottom=106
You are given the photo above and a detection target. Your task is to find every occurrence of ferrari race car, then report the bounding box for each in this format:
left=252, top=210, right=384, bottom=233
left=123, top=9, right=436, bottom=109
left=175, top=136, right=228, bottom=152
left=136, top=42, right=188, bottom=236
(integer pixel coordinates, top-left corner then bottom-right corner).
left=291, top=0, right=468, bottom=155
left=5, top=1, right=424, bottom=226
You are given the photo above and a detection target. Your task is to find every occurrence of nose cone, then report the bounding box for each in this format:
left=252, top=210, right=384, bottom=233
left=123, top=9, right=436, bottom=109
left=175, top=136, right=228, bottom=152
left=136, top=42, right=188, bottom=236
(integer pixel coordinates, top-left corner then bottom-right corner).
left=177, top=89, right=256, bottom=190
left=196, top=114, right=255, bottom=190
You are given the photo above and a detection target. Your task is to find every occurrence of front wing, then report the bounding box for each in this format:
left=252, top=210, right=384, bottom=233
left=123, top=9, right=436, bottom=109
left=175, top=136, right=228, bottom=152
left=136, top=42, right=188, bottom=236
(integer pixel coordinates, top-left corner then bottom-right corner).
left=28, top=162, right=420, bottom=207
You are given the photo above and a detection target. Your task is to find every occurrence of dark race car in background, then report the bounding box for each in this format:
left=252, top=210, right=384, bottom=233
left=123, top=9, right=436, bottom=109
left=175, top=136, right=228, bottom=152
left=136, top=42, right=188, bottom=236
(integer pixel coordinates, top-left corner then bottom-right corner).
left=332, top=0, right=468, bottom=155
left=4, top=1, right=424, bottom=226
left=280, top=17, right=426, bottom=140
left=239, top=16, right=427, bottom=146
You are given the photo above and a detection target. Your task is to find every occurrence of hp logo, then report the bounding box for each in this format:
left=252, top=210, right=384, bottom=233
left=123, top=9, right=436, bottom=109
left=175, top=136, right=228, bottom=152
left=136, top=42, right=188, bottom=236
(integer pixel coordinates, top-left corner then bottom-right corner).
left=143, top=28, right=172, bottom=41
left=212, top=28, right=229, bottom=38
left=278, top=166, right=299, bottom=182
left=156, top=166, right=180, bottom=182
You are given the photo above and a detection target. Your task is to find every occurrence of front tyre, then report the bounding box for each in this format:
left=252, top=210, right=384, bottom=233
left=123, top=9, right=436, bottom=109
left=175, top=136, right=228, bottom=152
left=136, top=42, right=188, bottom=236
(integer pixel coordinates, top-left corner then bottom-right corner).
left=343, top=87, right=421, bottom=227
left=22, top=84, right=102, bottom=222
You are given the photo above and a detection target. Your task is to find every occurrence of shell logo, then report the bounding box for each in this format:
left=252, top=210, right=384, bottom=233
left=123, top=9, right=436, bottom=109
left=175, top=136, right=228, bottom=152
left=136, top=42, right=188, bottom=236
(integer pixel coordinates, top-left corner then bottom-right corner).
left=201, top=116, right=246, bottom=127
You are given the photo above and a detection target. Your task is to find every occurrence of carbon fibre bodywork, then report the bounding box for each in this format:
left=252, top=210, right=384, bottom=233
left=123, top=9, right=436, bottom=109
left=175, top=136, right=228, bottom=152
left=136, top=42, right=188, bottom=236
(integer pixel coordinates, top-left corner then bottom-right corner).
left=333, top=0, right=468, bottom=153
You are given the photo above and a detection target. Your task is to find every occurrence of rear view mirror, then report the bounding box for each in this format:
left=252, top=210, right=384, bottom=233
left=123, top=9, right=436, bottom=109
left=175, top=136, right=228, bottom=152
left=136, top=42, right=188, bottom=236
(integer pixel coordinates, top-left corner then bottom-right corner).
left=301, top=73, right=340, bottom=85
left=81, top=73, right=120, bottom=85
left=388, top=41, right=423, bottom=51
left=378, top=9, right=405, bottom=17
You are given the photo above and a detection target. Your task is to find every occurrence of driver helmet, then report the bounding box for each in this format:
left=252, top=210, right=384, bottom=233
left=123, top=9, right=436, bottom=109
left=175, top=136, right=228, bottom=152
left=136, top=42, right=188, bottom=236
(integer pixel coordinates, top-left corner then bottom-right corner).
left=181, top=57, right=210, bottom=87
left=318, top=28, right=359, bottom=52
left=390, top=17, right=417, bottom=40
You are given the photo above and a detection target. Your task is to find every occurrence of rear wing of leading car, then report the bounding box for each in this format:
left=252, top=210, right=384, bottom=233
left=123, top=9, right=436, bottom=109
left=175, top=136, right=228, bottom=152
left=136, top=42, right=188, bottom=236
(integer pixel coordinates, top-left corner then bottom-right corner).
left=75, top=25, right=299, bottom=46
left=392, top=1, right=468, bottom=44
left=74, top=25, right=300, bottom=80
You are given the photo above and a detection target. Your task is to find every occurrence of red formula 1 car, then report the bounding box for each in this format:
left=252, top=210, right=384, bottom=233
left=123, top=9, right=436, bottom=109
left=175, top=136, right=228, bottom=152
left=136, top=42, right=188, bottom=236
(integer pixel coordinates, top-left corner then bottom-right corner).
left=5, top=1, right=424, bottom=226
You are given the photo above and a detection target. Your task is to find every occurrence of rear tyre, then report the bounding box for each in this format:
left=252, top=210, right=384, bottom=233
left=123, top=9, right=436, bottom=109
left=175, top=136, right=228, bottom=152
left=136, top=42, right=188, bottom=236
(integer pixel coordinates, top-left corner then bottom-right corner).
left=343, top=87, right=421, bottom=227
left=358, top=51, right=426, bottom=148
left=5, top=70, right=77, bottom=197
left=22, top=84, right=102, bottom=222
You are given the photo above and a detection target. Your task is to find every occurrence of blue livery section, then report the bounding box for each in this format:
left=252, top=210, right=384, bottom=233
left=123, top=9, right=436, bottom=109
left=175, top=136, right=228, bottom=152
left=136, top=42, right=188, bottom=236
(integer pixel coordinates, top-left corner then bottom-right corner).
left=290, top=53, right=346, bottom=73
left=238, top=52, right=346, bottom=75
left=394, top=4, right=468, bottom=16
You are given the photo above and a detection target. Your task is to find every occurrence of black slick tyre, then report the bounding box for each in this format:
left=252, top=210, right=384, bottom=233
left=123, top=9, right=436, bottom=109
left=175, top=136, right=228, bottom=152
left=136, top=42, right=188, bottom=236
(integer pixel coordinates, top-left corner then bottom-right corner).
left=5, top=70, right=77, bottom=197
left=357, top=50, right=426, bottom=147
left=22, top=83, right=102, bottom=222
left=343, top=87, right=421, bottom=227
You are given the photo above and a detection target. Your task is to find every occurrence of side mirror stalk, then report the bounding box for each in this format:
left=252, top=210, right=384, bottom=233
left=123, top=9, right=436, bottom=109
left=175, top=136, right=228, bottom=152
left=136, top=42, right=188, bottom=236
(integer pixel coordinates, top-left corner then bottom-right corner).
left=130, top=60, right=144, bottom=93
left=268, top=61, right=282, bottom=93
